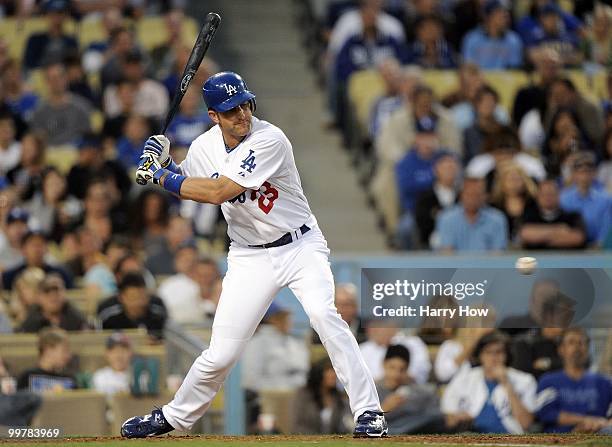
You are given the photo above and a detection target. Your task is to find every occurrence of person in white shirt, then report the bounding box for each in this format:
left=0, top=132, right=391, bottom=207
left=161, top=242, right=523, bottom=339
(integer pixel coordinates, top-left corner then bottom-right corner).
left=359, top=321, right=431, bottom=384
left=441, top=331, right=536, bottom=434
left=241, top=302, right=309, bottom=392
left=92, top=332, right=132, bottom=396
left=0, top=111, right=21, bottom=176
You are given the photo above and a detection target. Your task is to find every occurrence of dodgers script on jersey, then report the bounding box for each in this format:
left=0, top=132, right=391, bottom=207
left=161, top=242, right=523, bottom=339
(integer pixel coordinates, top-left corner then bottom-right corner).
left=179, top=117, right=316, bottom=246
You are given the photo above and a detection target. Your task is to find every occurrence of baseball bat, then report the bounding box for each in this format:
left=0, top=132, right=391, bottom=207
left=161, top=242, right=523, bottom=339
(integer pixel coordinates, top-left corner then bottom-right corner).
left=161, top=12, right=221, bottom=135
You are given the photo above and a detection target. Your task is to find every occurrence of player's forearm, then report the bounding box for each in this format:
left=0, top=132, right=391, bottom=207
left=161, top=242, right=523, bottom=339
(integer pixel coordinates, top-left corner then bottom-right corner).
left=177, top=177, right=226, bottom=205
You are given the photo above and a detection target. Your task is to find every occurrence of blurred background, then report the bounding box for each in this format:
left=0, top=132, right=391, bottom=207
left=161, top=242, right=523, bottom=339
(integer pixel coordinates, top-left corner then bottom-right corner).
left=0, top=0, right=610, bottom=438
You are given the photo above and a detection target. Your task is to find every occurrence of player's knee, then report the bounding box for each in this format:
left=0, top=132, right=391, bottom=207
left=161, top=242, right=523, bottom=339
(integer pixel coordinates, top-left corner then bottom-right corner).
left=201, top=347, right=240, bottom=371
left=306, top=303, right=334, bottom=329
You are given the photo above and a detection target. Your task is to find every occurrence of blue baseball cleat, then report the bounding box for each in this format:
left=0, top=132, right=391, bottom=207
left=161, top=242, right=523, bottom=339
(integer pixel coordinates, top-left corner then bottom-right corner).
left=353, top=410, right=388, bottom=438
left=120, top=407, right=174, bottom=438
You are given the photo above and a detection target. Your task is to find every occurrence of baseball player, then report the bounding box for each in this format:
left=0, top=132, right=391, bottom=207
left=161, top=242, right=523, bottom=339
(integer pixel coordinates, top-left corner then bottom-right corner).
left=121, top=72, right=387, bottom=438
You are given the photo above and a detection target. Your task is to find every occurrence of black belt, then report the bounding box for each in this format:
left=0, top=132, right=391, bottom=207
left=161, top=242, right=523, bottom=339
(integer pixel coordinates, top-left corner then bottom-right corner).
left=248, top=224, right=310, bottom=248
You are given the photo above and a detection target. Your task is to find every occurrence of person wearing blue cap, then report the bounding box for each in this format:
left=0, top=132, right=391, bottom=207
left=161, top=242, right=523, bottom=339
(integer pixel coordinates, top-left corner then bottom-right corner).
left=523, top=3, right=580, bottom=66
left=461, top=0, right=524, bottom=70
left=395, top=113, right=448, bottom=249
left=22, top=0, right=78, bottom=72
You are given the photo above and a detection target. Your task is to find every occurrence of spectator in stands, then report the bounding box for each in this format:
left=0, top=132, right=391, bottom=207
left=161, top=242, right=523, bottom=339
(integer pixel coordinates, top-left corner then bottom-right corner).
left=242, top=302, right=309, bottom=392
left=103, top=50, right=169, bottom=122
left=64, top=54, right=96, bottom=105
left=461, top=0, right=523, bottom=70
left=542, top=107, right=591, bottom=180
left=17, top=327, right=77, bottom=392
left=64, top=226, right=105, bottom=278
left=101, top=79, right=138, bottom=143
left=166, top=85, right=212, bottom=151
left=359, top=320, right=431, bottom=385
left=517, top=0, right=582, bottom=47
left=560, top=152, right=612, bottom=246
left=395, top=121, right=446, bottom=249
left=1, top=59, right=39, bottom=121
left=466, top=127, right=546, bottom=189
left=30, top=62, right=93, bottom=147
left=92, top=332, right=133, bottom=396
left=0, top=208, right=29, bottom=270
left=113, top=252, right=153, bottom=286
left=22, top=0, right=78, bottom=71
left=144, top=215, right=194, bottom=276
left=25, top=166, right=81, bottom=242
left=513, top=47, right=562, bottom=129
left=157, top=244, right=209, bottom=325
left=327, top=0, right=406, bottom=132
left=82, top=237, right=129, bottom=300
left=368, top=59, right=411, bottom=140
left=0, top=110, right=21, bottom=176
left=442, top=63, right=509, bottom=132
left=373, top=84, right=460, bottom=234
left=6, top=132, right=47, bottom=202
left=313, top=283, right=366, bottom=345
left=414, top=153, right=460, bottom=248
left=97, top=272, right=167, bottom=339
left=2, top=231, right=73, bottom=290
left=523, top=3, right=581, bottom=66
left=435, top=326, right=493, bottom=384
left=520, top=178, right=587, bottom=250
left=441, top=331, right=536, bottom=434
left=434, top=177, right=508, bottom=252
left=8, top=268, right=45, bottom=328
left=498, top=279, right=569, bottom=336
left=131, top=189, right=170, bottom=249
left=599, top=131, right=612, bottom=194
left=0, top=355, right=41, bottom=426
left=76, top=178, right=125, bottom=245
left=511, top=327, right=563, bottom=380
left=100, top=26, right=142, bottom=89
left=463, top=86, right=506, bottom=162
left=406, top=15, right=456, bottom=69
left=66, top=134, right=131, bottom=201
left=150, top=10, right=186, bottom=79
left=545, top=78, right=604, bottom=150
left=19, top=273, right=87, bottom=333
left=490, top=163, right=537, bottom=245
left=81, top=7, right=124, bottom=74
left=377, top=344, right=443, bottom=434
left=293, top=358, right=352, bottom=434
left=116, top=114, right=151, bottom=169
left=580, top=4, right=612, bottom=69
left=536, top=328, right=612, bottom=433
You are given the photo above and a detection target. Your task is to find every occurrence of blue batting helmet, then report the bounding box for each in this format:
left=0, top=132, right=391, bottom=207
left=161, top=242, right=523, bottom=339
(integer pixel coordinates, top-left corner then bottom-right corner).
left=202, top=71, right=256, bottom=113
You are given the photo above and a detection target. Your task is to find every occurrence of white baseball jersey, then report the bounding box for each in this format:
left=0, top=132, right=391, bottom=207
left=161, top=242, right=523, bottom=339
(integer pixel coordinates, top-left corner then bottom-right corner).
left=179, top=116, right=316, bottom=246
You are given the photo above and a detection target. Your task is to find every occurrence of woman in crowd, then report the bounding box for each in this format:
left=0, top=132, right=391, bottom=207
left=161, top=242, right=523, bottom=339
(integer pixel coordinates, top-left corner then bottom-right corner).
left=293, top=358, right=352, bottom=434
left=490, top=163, right=538, bottom=245
left=441, top=331, right=537, bottom=434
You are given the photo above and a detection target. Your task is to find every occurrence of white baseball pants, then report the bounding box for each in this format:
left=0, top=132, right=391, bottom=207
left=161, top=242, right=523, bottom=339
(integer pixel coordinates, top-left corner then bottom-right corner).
left=162, top=225, right=381, bottom=430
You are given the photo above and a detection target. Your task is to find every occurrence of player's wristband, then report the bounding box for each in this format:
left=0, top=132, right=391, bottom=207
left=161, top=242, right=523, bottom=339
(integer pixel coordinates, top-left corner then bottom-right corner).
left=153, top=169, right=186, bottom=195
left=161, top=157, right=181, bottom=174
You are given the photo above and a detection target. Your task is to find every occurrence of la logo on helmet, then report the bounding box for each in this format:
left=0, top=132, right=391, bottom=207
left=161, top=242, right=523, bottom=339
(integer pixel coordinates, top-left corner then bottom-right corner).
left=220, top=83, right=238, bottom=96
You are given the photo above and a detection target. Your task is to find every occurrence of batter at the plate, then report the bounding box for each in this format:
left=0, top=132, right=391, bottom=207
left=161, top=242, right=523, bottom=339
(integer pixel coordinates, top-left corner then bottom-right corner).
left=121, top=71, right=387, bottom=438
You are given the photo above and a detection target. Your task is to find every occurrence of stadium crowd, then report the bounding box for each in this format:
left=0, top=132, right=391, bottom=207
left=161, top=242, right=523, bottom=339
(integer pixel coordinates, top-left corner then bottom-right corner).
left=309, top=0, right=612, bottom=250
left=0, top=0, right=609, bottom=437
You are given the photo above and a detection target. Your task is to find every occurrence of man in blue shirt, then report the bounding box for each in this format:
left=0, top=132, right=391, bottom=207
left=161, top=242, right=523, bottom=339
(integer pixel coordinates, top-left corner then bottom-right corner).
left=523, top=4, right=580, bottom=67
left=434, top=177, right=508, bottom=252
left=560, top=152, right=612, bottom=246
left=461, top=0, right=524, bottom=70
left=536, top=328, right=611, bottom=433
left=395, top=119, right=446, bottom=249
